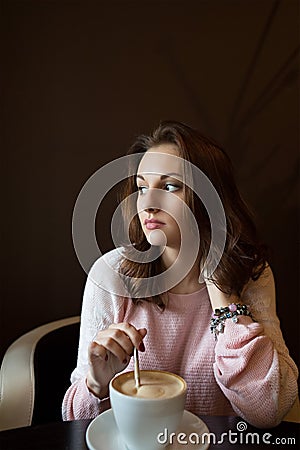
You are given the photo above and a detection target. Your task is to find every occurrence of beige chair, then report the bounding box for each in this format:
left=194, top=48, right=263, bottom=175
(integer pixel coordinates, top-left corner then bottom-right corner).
left=0, top=316, right=80, bottom=431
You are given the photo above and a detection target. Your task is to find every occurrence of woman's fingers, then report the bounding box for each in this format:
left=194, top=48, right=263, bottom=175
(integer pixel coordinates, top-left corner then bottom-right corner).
left=88, top=341, right=108, bottom=363
left=94, top=334, right=129, bottom=364
left=109, top=323, right=147, bottom=350
left=91, top=323, right=147, bottom=364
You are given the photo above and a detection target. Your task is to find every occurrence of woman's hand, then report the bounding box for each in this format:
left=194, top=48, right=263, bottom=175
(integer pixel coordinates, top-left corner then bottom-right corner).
left=86, top=323, right=147, bottom=398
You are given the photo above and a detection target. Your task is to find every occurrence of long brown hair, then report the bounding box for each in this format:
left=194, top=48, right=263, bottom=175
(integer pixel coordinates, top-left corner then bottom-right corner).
left=119, top=120, right=268, bottom=308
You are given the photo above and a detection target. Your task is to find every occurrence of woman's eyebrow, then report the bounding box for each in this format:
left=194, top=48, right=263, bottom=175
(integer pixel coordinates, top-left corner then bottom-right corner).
left=136, top=173, right=183, bottom=180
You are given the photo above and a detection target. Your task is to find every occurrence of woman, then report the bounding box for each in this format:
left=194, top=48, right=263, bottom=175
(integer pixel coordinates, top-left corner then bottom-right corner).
left=63, top=121, right=298, bottom=427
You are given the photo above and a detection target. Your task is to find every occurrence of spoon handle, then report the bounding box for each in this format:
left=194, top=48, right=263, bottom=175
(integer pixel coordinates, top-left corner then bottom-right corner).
left=134, top=347, right=140, bottom=389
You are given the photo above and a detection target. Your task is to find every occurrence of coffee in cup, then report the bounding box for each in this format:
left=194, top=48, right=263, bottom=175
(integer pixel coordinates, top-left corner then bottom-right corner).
left=113, top=370, right=185, bottom=399
left=110, top=370, right=187, bottom=450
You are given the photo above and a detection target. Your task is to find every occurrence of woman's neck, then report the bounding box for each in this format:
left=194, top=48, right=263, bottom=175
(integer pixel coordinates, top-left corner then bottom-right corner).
left=161, top=248, right=204, bottom=295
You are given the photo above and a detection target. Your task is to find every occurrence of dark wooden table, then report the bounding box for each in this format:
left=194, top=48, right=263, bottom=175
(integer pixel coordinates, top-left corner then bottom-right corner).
left=0, top=415, right=299, bottom=449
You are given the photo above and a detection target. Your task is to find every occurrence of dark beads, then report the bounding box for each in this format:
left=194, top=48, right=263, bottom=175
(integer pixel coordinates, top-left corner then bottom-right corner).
left=210, top=303, right=253, bottom=339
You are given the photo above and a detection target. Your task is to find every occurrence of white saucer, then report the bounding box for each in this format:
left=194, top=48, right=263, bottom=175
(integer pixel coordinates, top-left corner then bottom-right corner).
left=86, top=409, right=210, bottom=450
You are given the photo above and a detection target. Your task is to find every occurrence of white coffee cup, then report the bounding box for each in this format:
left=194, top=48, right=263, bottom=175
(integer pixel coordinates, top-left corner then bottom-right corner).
left=109, top=370, right=187, bottom=450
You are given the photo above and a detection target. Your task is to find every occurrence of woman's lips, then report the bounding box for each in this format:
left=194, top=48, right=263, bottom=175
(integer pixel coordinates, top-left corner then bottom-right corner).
left=144, top=219, right=165, bottom=230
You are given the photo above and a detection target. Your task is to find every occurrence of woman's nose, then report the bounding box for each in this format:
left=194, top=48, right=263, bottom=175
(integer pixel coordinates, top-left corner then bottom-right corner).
left=144, top=206, right=160, bottom=214
left=137, top=188, right=162, bottom=213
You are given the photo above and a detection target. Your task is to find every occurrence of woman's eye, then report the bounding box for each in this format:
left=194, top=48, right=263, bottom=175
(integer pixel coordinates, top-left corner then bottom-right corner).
left=138, top=186, right=148, bottom=195
left=137, top=184, right=181, bottom=194
left=165, top=183, right=180, bottom=192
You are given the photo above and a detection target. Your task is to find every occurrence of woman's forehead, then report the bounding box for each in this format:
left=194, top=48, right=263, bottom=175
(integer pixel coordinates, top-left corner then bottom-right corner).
left=137, top=146, right=183, bottom=177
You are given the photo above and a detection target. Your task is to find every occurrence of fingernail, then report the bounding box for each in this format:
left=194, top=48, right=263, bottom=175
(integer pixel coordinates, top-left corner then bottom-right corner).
left=105, top=354, right=108, bottom=361
left=139, top=342, right=145, bottom=352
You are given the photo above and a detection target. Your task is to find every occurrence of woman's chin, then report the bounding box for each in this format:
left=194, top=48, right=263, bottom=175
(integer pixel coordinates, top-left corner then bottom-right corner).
left=147, top=229, right=167, bottom=247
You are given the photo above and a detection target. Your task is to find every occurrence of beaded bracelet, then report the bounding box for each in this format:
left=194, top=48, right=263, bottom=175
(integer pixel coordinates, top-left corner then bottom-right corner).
left=210, top=303, right=253, bottom=339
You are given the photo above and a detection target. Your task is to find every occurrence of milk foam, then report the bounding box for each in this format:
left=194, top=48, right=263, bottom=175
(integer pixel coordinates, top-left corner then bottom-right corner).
left=114, top=371, right=185, bottom=399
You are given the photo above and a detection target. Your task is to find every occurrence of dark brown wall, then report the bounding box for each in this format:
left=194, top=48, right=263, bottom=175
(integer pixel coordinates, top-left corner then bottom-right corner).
left=1, top=0, right=299, bottom=370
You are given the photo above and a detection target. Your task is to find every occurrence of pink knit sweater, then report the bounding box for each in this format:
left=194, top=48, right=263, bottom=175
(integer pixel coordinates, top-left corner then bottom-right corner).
left=62, top=249, right=298, bottom=428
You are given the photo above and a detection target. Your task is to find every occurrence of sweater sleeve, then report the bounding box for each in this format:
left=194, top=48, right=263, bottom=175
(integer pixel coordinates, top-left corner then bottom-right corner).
left=62, top=252, right=126, bottom=421
left=213, top=265, right=298, bottom=428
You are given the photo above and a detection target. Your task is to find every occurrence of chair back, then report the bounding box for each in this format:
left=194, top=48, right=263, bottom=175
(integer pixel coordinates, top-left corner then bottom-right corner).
left=0, top=317, right=80, bottom=431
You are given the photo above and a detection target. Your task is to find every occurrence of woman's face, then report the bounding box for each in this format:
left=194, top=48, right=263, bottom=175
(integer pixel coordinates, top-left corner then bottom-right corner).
left=136, top=144, right=186, bottom=249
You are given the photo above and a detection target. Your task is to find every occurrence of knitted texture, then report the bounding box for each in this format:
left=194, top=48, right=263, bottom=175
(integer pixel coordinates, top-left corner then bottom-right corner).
left=62, top=249, right=298, bottom=428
